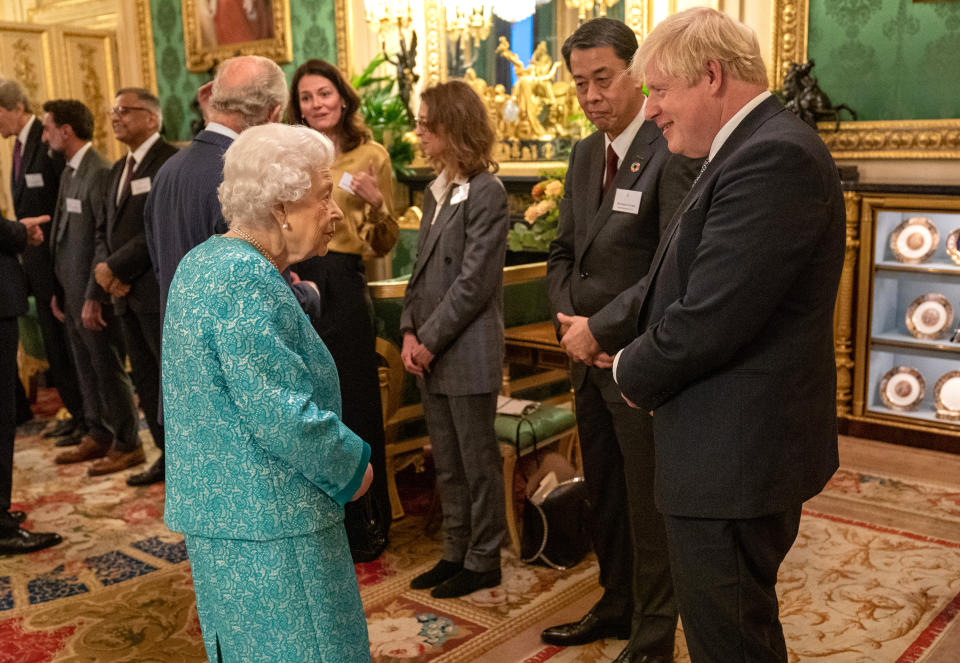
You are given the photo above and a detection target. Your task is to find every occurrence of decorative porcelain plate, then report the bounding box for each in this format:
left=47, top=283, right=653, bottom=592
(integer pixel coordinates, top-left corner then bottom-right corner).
left=934, top=370, right=960, bottom=421
left=905, top=293, right=953, bottom=340
left=947, top=228, right=960, bottom=267
left=879, top=366, right=925, bottom=412
left=890, top=217, right=939, bottom=264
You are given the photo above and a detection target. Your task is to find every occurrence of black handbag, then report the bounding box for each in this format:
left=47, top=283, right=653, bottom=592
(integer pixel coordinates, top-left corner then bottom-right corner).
left=344, top=491, right=389, bottom=563
left=521, top=476, right=591, bottom=569
left=512, top=415, right=591, bottom=570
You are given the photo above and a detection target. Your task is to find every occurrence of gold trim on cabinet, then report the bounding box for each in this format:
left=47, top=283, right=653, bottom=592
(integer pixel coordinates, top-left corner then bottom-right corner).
left=772, top=0, right=960, bottom=159
left=369, top=261, right=547, bottom=299
left=834, top=190, right=860, bottom=416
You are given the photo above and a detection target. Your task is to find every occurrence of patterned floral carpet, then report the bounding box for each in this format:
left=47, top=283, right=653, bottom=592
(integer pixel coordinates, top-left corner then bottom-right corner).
left=2, top=392, right=959, bottom=662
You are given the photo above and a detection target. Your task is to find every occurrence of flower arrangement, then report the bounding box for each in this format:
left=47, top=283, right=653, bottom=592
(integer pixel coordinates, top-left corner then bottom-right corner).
left=508, top=171, right=566, bottom=253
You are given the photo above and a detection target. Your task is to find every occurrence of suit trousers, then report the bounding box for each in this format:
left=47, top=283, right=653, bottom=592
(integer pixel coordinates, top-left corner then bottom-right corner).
left=574, top=367, right=677, bottom=648
left=34, top=298, right=84, bottom=422
left=1, top=318, right=18, bottom=512
left=663, top=506, right=803, bottom=663
left=119, top=306, right=164, bottom=450
left=419, top=389, right=505, bottom=572
left=63, top=308, right=139, bottom=450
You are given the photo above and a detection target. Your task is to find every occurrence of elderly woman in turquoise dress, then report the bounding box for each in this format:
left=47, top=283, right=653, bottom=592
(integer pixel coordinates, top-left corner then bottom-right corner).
left=162, top=123, right=374, bottom=662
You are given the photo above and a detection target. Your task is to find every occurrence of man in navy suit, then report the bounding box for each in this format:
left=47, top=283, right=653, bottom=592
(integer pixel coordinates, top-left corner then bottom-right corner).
left=0, top=79, right=84, bottom=443
left=145, top=55, right=290, bottom=316
left=613, top=9, right=845, bottom=662
left=92, top=88, right=178, bottom=482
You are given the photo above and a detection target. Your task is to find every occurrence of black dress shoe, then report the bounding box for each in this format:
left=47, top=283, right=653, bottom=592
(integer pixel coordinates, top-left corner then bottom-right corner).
left=612, top=640, right=674, bottom=663
left=43, top=418, right=78, bottom=438
left=126, top=456, right=165, bottom=486
left=55, top=429, right=85, bottom=447
left=410, top=559, right=463, bottom=590
left=541, top=610, right=631, bottom=646
left=431, top=568, right=501, bottom=599
left=7, top=510, right=27, bottom=524
left=0, top=528, right=62, bottom=555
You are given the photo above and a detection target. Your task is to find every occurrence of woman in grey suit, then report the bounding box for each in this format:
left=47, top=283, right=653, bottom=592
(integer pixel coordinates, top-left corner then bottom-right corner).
left=400, top=80, right=508, bottom=599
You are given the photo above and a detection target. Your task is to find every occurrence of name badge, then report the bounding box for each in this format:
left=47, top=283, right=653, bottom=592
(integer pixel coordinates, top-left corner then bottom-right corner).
left=130, top=177, right=151, bottom=196
left=25, top=173, right=44, bottom=188
left=338, top=171, right=354, bottom=194
left=450, top=183, right=470, bottom=205
left=66, top=197, right=82, bottom=214
left=612, top=188, right=642, bottom=214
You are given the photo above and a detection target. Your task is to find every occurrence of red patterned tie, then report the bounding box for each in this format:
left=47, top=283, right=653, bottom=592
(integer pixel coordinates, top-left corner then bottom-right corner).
left=602, top=143, right=618, bottom=195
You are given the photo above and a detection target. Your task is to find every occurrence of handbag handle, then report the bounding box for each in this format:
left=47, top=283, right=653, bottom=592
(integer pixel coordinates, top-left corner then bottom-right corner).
left=513, top=403, right=542, bottom=482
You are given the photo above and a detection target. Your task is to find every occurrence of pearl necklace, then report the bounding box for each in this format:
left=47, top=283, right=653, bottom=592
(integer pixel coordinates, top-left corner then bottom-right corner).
left=232, top=227, right=282, bottom=272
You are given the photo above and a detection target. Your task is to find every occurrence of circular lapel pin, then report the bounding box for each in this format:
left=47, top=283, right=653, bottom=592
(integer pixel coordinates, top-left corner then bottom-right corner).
left=630, top=161, right=641, bottom=172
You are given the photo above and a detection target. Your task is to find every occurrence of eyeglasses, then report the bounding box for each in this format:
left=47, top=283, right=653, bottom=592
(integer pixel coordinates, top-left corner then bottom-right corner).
left=414, top=118, right=434, bottom=131
left=109, top=105, right=152, bottom=117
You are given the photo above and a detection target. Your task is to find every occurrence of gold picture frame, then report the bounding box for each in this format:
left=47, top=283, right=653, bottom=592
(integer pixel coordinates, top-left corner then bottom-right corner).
left=181, top=0, right=293, bottom=72
left=772, top=0, right=960, bottom=159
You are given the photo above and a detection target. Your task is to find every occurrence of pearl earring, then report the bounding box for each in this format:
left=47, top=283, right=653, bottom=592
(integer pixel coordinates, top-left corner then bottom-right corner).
left=282, top=222, right=289, bottom=230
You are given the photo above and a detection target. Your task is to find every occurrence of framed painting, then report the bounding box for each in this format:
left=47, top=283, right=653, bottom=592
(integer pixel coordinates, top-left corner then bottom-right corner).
left=181, top=0, right=293, bottom=72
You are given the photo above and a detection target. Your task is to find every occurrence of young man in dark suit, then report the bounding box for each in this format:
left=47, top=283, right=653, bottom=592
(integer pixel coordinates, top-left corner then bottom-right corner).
left=43, top=100, right=142, bottom=476
left=614, top=8, right=845, bottom=662
left=92, top=88, right=177, bottom=482
left=544, top=18, right=694, bottom=663
left=0, top=79, right=84, bottom=443
left=0, top=213, right=62, bottom=554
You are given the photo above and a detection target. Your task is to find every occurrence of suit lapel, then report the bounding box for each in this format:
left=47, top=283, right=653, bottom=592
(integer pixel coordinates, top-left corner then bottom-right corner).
left=633, top=96, right=787, bottom=320
left=12, top=121, right=41, bottom=208
left=411, top=184, right=461, bottom=287
left=581, top=122, right=659, bottom=256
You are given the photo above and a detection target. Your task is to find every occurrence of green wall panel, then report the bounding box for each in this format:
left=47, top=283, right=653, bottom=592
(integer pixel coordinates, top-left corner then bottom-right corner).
left=807, top=0, right=960, bottom=121
left=149, top=0, right=339, bottom=142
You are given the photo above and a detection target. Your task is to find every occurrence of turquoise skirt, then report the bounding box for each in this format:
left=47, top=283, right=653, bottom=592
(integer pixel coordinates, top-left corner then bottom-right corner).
left=185, top=524, right=370, bottom=662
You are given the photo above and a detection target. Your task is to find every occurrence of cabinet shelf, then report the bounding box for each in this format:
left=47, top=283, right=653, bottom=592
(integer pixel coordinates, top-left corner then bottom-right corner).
left=871, top=332, right=960, bottom=354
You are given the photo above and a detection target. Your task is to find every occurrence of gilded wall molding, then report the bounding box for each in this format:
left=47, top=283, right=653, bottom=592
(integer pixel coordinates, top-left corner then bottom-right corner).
left=335, top=0, right=350, bottom=74
left=772, top=0, right=959, bottom=159
left=134, top=0, right=157, bottom=92
left=818, top=119, right=960, bottom=160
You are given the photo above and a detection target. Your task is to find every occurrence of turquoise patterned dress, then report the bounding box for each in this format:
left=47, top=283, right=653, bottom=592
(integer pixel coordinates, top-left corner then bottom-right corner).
left=162, top=235, right=372, bottom=662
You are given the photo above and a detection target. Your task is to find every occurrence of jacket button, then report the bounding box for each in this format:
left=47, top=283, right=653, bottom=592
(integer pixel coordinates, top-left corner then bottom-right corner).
left=579, top=271, right=588, bottom=279
left=444, top=257, right=452, bottom=264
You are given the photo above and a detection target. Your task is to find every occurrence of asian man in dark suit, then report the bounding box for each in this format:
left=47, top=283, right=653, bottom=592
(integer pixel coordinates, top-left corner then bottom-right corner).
left=0, top=79, right=84, bottom=442
left=92, top=88, right=177, bottom=482
left=543, top=19, right=694, bottom=663
left=42, top=100, right=142, bottom=476
left=613, top=8, right=845, bottom=662
left=0, top=213, right=62, bottom=554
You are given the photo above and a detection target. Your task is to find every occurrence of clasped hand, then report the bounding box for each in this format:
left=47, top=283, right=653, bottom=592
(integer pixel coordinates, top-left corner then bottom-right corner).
left=401, top=332, right=434, bottom=377
left=557, top=312, right=614, bottom=368
left=94, top=261, right=131, bottom=298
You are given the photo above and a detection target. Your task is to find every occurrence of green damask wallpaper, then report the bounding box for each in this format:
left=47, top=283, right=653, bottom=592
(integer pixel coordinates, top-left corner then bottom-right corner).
left=807, top=0, right=960, bottom=121
left=149, top=0, right=338, bottom=142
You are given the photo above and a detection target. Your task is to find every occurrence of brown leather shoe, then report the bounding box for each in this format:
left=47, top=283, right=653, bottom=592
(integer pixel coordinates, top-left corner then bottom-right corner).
left=88, top=446, right=145, bottom=476
left=55, top=435, right=110, bottom=464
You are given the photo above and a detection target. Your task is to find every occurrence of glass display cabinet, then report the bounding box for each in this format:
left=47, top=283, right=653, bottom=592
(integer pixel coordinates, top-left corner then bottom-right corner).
left=852, top=195, right=960, bottom=436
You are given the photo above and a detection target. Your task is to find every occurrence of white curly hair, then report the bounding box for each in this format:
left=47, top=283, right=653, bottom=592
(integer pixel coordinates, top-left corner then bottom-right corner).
left=218, top=123, right=334, bottom=231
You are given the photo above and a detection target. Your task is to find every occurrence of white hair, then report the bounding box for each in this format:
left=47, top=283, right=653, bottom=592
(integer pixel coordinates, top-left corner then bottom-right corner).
left=218, top=124, right=334, bottom=230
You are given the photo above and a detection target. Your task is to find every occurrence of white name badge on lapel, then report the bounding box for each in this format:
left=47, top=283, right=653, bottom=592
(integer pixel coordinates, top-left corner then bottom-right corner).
left=450, top=183, right=470, bottom=205
left=130, top=177, right=151, bottom=196
left=66, top=198, right=82, bottom=214
left=338, top=171, right=355, bottom=194
left=25, top=173, right=44, bottom=188
left=612, top=188, right=642, bottom=214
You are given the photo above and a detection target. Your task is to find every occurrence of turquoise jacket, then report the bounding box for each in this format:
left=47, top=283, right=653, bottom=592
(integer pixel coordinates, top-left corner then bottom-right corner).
left=162, top=235, right=370, bottom=539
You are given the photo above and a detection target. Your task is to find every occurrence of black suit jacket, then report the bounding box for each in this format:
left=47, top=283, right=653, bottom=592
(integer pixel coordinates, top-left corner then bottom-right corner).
left=0, top=217, right=28, bottom=319
left=616, top=96, right=845, bottom=519
left=546, top=120, right=674, bottom=397
left=10, top=117, right=65, bottom=303
left=96, top=138, right=178, bottom=314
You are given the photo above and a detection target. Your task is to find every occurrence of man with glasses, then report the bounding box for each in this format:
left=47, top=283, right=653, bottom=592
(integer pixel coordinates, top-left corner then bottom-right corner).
left=92, top=88, right=177, bottom=483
